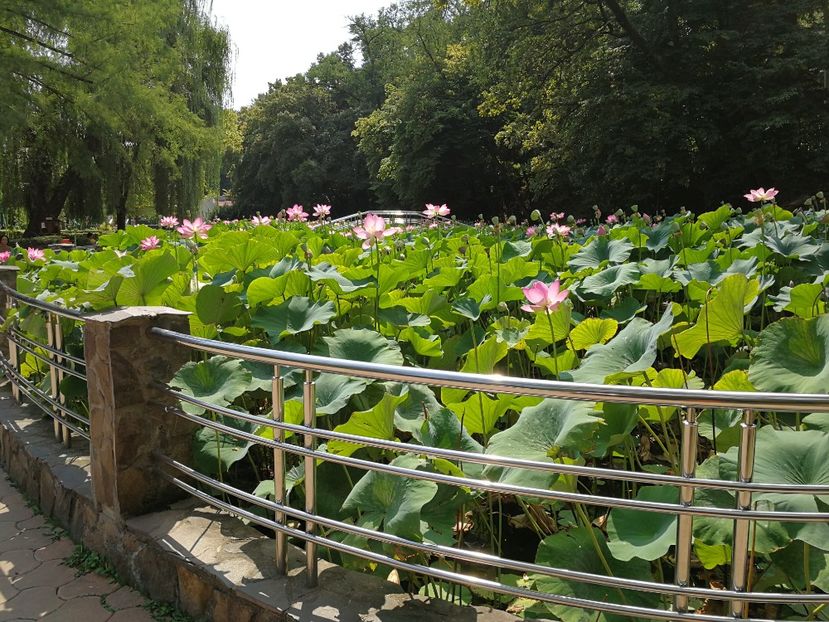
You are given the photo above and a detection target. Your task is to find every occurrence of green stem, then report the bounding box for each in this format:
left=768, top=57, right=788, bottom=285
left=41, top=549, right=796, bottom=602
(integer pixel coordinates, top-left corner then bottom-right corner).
left=545, top=310, right=559, bottom=377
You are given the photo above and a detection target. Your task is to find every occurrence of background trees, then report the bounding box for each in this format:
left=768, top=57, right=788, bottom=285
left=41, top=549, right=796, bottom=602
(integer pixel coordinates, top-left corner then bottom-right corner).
left=233, top=0, right=827, bottom=219
left=0, top=0, right=230, bottom=234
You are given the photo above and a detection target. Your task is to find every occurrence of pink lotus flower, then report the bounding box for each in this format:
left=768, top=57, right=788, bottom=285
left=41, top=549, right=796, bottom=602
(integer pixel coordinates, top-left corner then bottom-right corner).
left=0, top=251, right=10, bottom=263
left=576, top=218, right=587, bottom=226
left=521, top=280, right=569, bottom=313
left=596, top=225, right=608, bottom=236
left=251, top=215, right=271, bottom=227
left=526, top=226, right=538, bottom=237
left=140, top=236, right=161, bottom=251
left=313, top=204, right=332, bottom=219
left=641, top=213, right=652, bottom=225
left=176, top=217, right=212, bottom=240
left=423, top=203, right=450, bottom=218
left=159, top=216, right=179, bottom=228
left=550, top=212, right=565, bottom=222
left=286, top=204, right=308, bottom=222
left=26, top=247, right=45, bottom=262
left=546, top=223, right=571, bottom=238
left=606, top=214, right=619, bottom=224
left=744, top=187, right=779, bottom=203
left=353, top=214, right=399, bottom=249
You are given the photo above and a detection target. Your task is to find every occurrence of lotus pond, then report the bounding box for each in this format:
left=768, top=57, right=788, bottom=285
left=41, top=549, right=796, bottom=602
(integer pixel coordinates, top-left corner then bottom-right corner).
left=7, top=196, right=829, bottom=620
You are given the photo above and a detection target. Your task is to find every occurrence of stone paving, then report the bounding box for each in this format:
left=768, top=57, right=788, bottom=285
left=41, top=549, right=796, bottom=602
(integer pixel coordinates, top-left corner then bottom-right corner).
left=0, top=475, right=155, bottom=622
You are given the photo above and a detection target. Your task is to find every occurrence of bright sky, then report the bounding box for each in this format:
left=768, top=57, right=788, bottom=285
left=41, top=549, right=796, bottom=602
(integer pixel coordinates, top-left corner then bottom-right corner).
left=210, top=1, right=392, bottom=108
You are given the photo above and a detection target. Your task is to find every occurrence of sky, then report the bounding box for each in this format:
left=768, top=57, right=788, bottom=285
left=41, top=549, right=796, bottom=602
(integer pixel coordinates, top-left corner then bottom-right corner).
left=210, top=1, right=392, bottom=108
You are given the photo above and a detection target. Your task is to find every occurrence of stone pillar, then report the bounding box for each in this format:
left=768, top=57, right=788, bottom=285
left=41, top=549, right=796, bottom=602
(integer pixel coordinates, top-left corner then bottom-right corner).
left=84, top=307, right=195, bottom=520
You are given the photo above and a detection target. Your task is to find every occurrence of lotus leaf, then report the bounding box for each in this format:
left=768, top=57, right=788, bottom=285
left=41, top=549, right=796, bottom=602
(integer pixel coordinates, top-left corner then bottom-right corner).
left=170, top=355, right=252, bottom=415
left=251, top=297, right=335, bottom=342
left=749, top=315, right=829, bottom=393
left=606, top=486, right=678, bottom=561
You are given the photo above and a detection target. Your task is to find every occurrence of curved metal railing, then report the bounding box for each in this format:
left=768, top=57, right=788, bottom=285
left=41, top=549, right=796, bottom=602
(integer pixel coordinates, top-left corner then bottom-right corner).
left=0, top=280, right=89, bottom=443
left=150, top=326, right=829, bottom=622
left=328, top=209, right=451, bottom=229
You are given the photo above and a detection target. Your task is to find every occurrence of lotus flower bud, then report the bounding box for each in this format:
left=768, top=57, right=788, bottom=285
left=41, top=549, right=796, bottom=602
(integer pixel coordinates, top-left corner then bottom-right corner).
left=630, top=204, right=639, bottom=213
left=567, top=215, right=575, bottom=224
left=615, top=209, right=624, bottom=217
left=497, top=301, right=509, bottom=313
left=507, top=215, right=517, bottom=226
left=491, top=216, right=500, bottom=225
left=530, top=209, right=542, bottom=222
left=817, top=192, right=825, bottom=200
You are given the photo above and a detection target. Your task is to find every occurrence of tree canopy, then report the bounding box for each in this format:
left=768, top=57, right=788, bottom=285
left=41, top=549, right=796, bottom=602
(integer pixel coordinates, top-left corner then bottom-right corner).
left=0, top=0, right=231, bottom=233
left=232, top=0, right=827, bottom=219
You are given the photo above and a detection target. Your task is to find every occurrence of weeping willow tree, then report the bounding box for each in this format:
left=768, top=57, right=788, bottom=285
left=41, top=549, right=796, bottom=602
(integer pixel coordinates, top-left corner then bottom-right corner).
left=0, top=0, right=231, bottom=234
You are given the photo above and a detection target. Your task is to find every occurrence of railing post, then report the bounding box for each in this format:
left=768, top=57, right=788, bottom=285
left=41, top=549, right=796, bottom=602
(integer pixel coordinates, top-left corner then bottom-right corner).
left=0, top=266, right=20, bottom=400
left=84, top=307, right=195, bottom=519
left=53, top=314, right=70, bottom=447
left=674, top=407, right=697, bottom=612
left=272, top=365, right=287, bottom=575
left=303, top=368, right=318, bottom=587
left=45, top=312, right=63, bottom=442
left=730, top=409, right=756, bottom=618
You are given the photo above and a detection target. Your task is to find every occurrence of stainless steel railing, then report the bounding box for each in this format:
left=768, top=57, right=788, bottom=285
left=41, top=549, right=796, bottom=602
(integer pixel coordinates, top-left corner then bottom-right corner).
left=0, top=283, right=89, bottom=443
left=150, top=326, right=829, bottom=622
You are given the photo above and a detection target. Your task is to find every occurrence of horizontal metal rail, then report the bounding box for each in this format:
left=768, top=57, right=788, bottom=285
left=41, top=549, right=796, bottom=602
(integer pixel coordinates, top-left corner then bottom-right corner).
left=8, top=331, right=87, bottom=381
left=158, top=454, right=828, bottom=606
left=328, top=209, right=449, bottom=227
left=0, top=282, right=85, bottom=321
left=160, top=472, right=780, bottom=622
left=163, top=403, right=829, bottom=522
left=9, top=328, right=86, bottom=367
left=150, top=328, right=829, bottom=412
left=162, top=385, right=829, bottom=495
left=0, top=359, right=90, bottom=438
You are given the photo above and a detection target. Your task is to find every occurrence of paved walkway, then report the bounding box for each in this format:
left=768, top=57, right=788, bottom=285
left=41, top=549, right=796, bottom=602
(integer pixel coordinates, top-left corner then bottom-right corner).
left=0, top=475, right=155, bottom=621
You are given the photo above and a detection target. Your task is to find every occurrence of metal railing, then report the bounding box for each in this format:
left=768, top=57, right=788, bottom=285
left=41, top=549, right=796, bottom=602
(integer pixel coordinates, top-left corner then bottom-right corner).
left=328, top=209, right=450, bottom=229
left=0, top=283, right=89, bottom=444
left=150, top=326, right=829, bottom=622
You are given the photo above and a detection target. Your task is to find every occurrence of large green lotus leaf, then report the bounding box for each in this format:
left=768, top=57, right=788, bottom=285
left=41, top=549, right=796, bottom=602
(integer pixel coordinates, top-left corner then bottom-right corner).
left=693, top=541, right=731, bottom=570
left=376, top=306, right=431, bottom=328
left=764, top=231, right=820, bottom=260
left=327, top=392, right=406, bottom=456
left=115, top=250, right=178, bottom=306
left=451, top=296, right=488, bottom=321
left=569, top=237, right=633, bottom=270
left=644, top=220, right=675, bottom=252
left=465, top=274, right=524, bottom=308
left=803, top=412, right=829, bottom=433
left=399, top=327, right=443, bottom=357
left=77, top=275, right=123, bottom=311
left=170, top=355, right=252, bottom=415
left=748, top=315, right=829, bottom=393
left=697, top=204, right=733, bottom=232
left=580, top=264, right=640, bottom=298
left=251, top=297, right=335, bottom=342
left=306, top=262, right=372, bottom=294
left=563, top=306, right=673, bottom=384
left=420, top=407, right=483, bottom=469
left=770, top=282, right=826, bottom=319
left=384, top=382, right=442, bottom=437
left=534, top=527, right=659, bottom=622
left=341, top=455, right=438, bottom=540
left=768, top=542, right=829, bottom=593
left=246, top=272, right=310, bottom=307
left=500, top=240, right=533, bottom=260
left=460, top=335, right=508, bottom=374
left=636, top=368, right=704, bottom=423
left=483, top=399, right=600, bottom=488
left=491, top=316, right=530, bottom=348
left=635, top=272, right=682, bottom=294
left=199, top=231, right=280, bottom=275
left=590, top=403, right=639, bottom=457
left=423, top=266, right=464, bottom=288
left=447, top=393, right=515, bottom=437
left=569, top=318, right=618, bottom=350
left=195, top=284, right=243, bottom=326
left=99, top=225, right=158, bottom=250
left=315, top=373, right=371, bottom=415
left=529, top=348, right=580, bottom=378
left=322, top=328, right=404, bottom=366
left=672, top=274, right=759, bottom=359
left=524, top=304, right=572, bottom=344
left=192, top=428, right=252, bottom=476
left=606, top=486, right=678, bottom=561
left=599, top=296, right=647, bottom=324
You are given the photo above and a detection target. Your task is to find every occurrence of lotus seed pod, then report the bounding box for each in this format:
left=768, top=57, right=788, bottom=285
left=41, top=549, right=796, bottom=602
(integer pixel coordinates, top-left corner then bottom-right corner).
left=530, top=209, right=542, bottom=222
left=507, top=215, right=517, bottom=225
left=492, top=216, right=500, bottom=225
left=817, top=192, right=825, bottom=200
left=615, top=209, right=624, bottom=217
left=630, top=204, right=639, bottom=213
left=567, top=215, right=575, bottom=224
left=497, top=301, right=509, bottom=313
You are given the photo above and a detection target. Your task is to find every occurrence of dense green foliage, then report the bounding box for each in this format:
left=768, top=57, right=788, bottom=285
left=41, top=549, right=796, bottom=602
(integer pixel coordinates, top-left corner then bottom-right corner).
left=233, top=0, right=827, bottom=219
left=11, top=193, right=829, bottom=618
left=0, top=0, right=231, bottom=233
